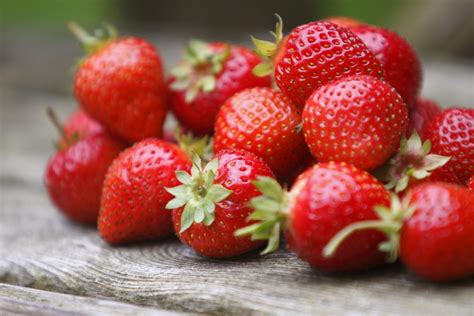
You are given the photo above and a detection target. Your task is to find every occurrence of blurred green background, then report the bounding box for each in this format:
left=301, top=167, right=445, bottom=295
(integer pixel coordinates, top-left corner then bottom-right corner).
left=1, top=0, right=473, bottom=96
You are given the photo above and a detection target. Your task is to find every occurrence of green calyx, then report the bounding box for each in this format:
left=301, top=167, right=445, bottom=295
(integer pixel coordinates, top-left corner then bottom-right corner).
left=175, top=127, right=214, bottom=162
left=234, top=176, right=289, bottom=255
left=323, top=193, right=416, bottom=263
left=170, top=40, right=231, bottom=103
left=165, top=154, right=232, bottom=234
left=68, top=21, right=118, bottom=55
left=251, top=13, right=284, bottom=77
left=385, top=131, right=450, bottom=193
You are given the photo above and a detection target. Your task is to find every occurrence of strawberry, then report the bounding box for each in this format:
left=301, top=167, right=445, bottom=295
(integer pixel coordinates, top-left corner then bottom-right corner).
left=325, top=183, right=474, bottom=281
left=236, top=162, right=391, bottom=272
left=407, top=98, right=442, bottom=139
left=45, top=109, right=124, bottom=225
left=423, top=108, right=474, bottom=184
left=168, top=40, right=272, bottom=135
left=99, top=139, right=191, bottom=244
left=302, top=75, right=409, bottom=171
left=213, top=87, right=309, bottom=182
left=165, top=149, right=274, bottom=258
left=349, top=25, right=422, bottom=108
left=385, top=131, right=453, bottom=193
left=252, top=16, right=384, bottom=106
left=70, top=23, right=167, bottom=143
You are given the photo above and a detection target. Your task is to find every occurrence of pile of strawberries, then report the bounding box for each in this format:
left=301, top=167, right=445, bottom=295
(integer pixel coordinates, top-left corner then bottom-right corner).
left=45, top=16, right=473, bottom=282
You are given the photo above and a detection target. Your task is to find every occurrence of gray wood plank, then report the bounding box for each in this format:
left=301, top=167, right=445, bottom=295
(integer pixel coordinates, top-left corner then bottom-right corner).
left=0, top=284, right=184, bottom=316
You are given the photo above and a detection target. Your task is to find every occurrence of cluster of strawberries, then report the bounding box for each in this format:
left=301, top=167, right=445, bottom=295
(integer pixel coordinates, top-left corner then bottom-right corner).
left=45, top=16, right=473, bottom=282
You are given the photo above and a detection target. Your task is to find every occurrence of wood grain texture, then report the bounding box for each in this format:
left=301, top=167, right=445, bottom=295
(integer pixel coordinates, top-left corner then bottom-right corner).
left=0, top=284, right=184, bottom=316
left=1, top=67, right=474, bottom=315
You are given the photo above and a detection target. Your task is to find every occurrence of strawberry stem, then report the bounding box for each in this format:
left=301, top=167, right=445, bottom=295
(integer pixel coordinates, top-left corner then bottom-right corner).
left=322, top=220, right=400, bottom=258
left=46, top=107, right=66, bottom=141
left=68, top=21, right=118, bottom=55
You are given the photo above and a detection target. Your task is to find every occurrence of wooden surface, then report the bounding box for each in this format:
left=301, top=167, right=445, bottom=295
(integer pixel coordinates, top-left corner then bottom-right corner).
left=1, top=63, right=474, bottom=315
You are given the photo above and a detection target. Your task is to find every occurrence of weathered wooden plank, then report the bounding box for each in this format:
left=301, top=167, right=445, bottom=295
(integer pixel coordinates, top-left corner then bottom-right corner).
left=0, top=284, right=184, bottom=316
left=1, top=185, right=473, bottom=315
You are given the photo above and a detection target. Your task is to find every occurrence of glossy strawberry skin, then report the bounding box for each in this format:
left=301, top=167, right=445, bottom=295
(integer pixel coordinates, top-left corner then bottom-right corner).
left=74, top=38, right=167, bottom=143
left=213, top=87, right=309, bottom=181
left=99, top=139, right=191, bottom=244
left=350, top=25, right=422, bottom=108
left=286, top=162, right=390, bottom=272
left=303, top=75, right=409, bottom=170
left=468, top=176, right=474, bottom=191
left=57, top=109, right=106, bottom=148
left=173, top=149, right=274, bottom=258
left=274, top=21, right=384, bottom=106
left=45, top=134, right=124, bottom=225
left=169, top=44, right=272, bottom=135
left=424, top=108, right=474, bottom=184
left=407, top=98, right=442, bottom=139
left=325, top=17, right=365, bottom=28
left=400, top=183, right=474, bottom=281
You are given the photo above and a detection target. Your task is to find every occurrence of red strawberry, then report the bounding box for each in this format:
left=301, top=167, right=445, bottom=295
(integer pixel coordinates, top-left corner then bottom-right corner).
left=70, top=23, right=167, bottom=143
left=349, top=25, right=422, bottom=108
left=45, top=110, right=124, bottom=225
left=303, top=75, right=409, bottom=171
left=385, top=131, right=454, bottom=193
left=424, top=108, right=474, bottom=184
left=400, top=183, right=474, bottom=281
left=407, top=98, right=442, bottom=139
left=213, top=87, right=309, bottom=181
left=236, top=162, right=391, bottom=272
left=99, top=139, right=191, bottom=244
left=165, top=149, right=274, bottom=258
left=326, top=183, right=474, bottom=281
left=468, top=176, right=474, bottom=191
left=252, top=16, right=384, bottom=106
left=168, top=40, right=272, bottom=135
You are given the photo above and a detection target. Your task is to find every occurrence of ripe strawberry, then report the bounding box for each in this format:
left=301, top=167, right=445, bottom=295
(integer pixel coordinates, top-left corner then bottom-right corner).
left=303, top=75, right=409, bottom=171
left=325, top=183, right=474, bottom=281
left=385, top=131, right=454, bottom=193
left=213, top=87, right=309, bottom=181
left=236, top=162, right=391, bottom=272
left=407, top=98, right=442, bottom=139
left=45, top=110, right=124, bottom=225
left=70, top=23, right=167, bottom=143
left=424, top=108, right=474, bottom=184
left=168, top=40, right=271, bottom=135
left=99, top=139, right=191, bottom=244
left=252, top=16, right=384, bottom=106
left=165, top=149, right=274, bottom=258
left=349, top=25, right=422, bottom=108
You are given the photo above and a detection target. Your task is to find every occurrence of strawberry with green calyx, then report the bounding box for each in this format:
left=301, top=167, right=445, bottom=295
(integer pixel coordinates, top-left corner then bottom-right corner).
left=169, top=40, right=272, bottom=135
left=71, top=22, right=167, bottom=143
left=166, top=149, right=274, bottom=258
left=324, top=183, right=474, bottom=281
left=236, top=162, right=391, bottom=272
left=252, top=15, right=384, bottom=106
left=385, top=131, right=451, bottom=192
